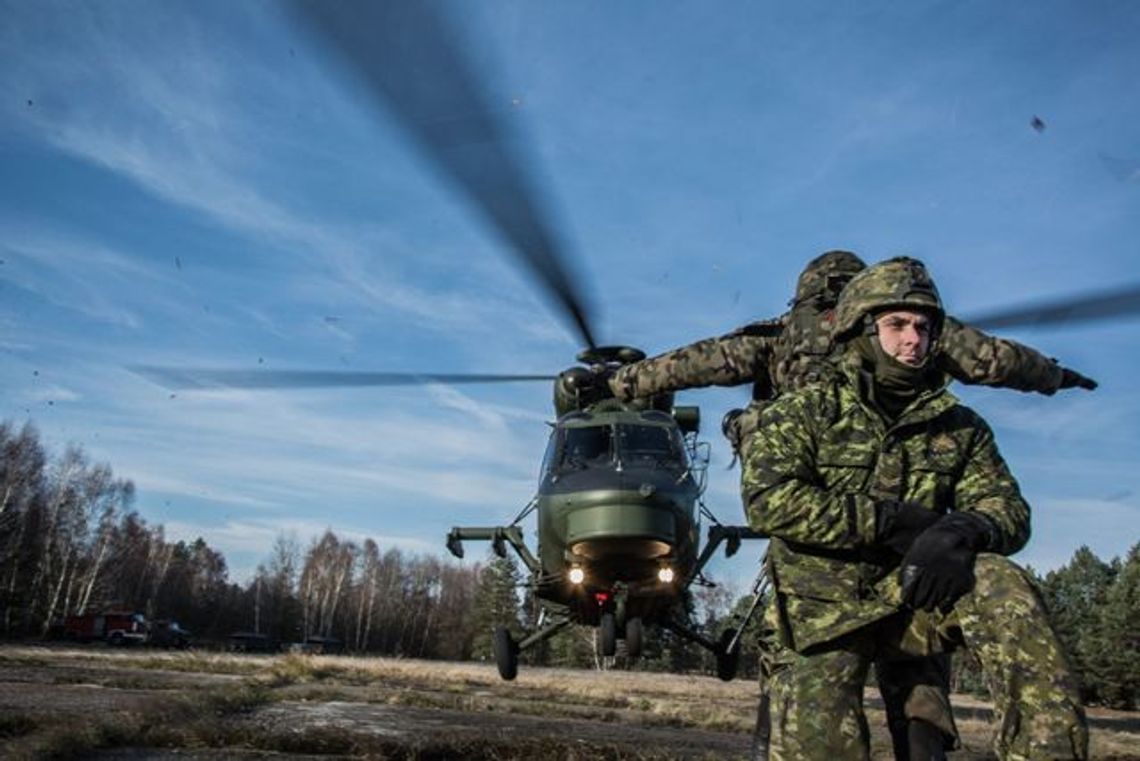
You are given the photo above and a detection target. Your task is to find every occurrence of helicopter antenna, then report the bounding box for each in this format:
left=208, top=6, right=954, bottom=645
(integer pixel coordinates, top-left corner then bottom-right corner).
left=286, top=2, right=598, bottom=350
left=509, top=497, right=539, bottom=527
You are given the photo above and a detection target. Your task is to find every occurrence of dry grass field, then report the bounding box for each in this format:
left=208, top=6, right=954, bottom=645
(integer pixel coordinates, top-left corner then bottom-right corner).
left=1, top=645, right=1136, bottom=760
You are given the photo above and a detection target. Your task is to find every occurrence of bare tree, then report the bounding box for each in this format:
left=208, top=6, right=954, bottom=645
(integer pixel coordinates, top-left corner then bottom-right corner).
left=0, top=423, right=46, bottom=634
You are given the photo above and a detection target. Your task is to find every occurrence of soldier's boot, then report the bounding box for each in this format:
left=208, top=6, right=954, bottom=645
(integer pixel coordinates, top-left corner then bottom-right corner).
left=907, top=719, right=947, bottom=761
left=953, top=555, right=1090, bottom=760
left=877, top=656, right=958, bottom=761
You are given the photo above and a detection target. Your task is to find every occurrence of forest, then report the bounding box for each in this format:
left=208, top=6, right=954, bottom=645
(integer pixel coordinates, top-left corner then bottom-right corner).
left=1, top=419, right=1136, bottom=710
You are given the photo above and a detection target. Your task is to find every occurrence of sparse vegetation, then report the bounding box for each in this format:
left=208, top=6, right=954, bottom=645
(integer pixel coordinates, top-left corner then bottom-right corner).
left=2, top=645, right=1139, bottom=760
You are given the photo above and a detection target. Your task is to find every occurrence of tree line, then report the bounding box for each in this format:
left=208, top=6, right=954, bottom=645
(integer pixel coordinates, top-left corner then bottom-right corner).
left=1, top=420, right=1136, bottom=708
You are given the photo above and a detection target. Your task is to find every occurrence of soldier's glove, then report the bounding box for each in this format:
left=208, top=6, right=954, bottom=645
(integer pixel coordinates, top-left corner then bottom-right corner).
left=1058, top=367, right=1097, bottom=391
left=722, top=408, right=745, bottom=452
left=899, top=512, right=995, bottom=613
left=722, top=403, right=764, bottom=460
left=874, top=501, right=943, bottom=556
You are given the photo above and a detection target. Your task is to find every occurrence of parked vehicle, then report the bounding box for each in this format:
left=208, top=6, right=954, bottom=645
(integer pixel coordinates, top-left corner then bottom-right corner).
left=148, top=619, right=191, bottom=649
left=63, top=611, right=148, bottom=645
left=301, top=636, right=344, bottom=655
left=227, top=631, right=277, bottom=653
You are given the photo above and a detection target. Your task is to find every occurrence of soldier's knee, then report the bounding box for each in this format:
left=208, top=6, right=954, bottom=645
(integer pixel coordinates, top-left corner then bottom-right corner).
left=904, top=684, right=958, bottom=744
left=973, top=553, right=1034, bottom=593
left=964, top=554, right=1050, bottom=622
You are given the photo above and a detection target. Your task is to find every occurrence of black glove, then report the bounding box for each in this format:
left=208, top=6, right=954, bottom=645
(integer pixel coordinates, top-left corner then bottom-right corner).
left=899, top=512, right=994, bottom=613
left=1058, top=367, right=1097, bottom=391
left=874, top=501, right=943, bottom=556
left=722, top=408, right=745, bottom=450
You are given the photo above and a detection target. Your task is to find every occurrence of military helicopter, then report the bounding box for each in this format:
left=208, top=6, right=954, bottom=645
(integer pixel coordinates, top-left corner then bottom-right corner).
left=131, top=3, right=1140, bottom=682
left=443, top=344, right=764, bottom=680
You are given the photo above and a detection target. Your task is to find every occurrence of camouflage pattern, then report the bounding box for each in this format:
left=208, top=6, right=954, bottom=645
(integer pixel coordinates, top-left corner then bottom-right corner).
left=941, top=317, right=1062, bottom=393
left=952, top=556, right=1089, bottom=759
left=792, top=249, right=866, bottom=305
left=742, top=352, right=1088, bottom=759
left=606, top=251, right=1063, bottom=756
left=832, top=256, right=943, bottom=340
left=608, top=292, right=1063, bottom=436
left=760, top=556, right=1088, bottom=760
left=741, top=351, right=1030, bottom=650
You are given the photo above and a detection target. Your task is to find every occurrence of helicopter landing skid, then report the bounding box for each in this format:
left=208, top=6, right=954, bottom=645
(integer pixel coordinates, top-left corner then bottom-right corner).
left=446, top=525, right=542, bottom=574
left=517, top=615, right=572, bottom=652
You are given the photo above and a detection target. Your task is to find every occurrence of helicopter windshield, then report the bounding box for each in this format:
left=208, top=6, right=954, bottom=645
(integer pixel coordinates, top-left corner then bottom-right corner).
left=559, top=425, right=614, bottom=468
left=616, top=424, right=685, bottom=468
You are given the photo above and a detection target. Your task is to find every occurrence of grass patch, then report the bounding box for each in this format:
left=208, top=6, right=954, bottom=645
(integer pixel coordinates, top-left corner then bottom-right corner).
left=0, top=714, right=39, bottom=740
left=2, top=681, right=277, bottom=760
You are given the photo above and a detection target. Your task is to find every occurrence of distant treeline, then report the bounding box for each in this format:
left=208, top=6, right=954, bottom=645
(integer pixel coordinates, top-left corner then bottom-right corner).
left=1, top=420, right=1136, bottom=709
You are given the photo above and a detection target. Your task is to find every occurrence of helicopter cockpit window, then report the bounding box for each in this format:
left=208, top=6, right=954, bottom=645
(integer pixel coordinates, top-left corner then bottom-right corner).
left=616, top=424, right=685, bottom=468
left=560, top=425, right=613, bottom=469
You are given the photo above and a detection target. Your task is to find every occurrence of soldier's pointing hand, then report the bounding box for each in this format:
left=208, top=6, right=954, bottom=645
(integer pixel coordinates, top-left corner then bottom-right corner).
left=1057, top=366, right=1098, bottom=391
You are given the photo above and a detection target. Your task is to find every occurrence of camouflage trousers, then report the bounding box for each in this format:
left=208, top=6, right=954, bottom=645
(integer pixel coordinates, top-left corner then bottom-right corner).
left=760, top=555, right=1089, bottom=761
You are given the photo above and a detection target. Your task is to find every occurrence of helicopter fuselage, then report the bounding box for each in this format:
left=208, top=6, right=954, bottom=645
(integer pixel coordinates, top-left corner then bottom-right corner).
left=532, top=406, right=701, bottom=626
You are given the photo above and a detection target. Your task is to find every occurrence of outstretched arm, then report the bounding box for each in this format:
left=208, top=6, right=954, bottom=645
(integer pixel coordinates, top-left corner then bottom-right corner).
left=609, top=321, right=780, bottom=401
left=937, top=316, right=1096, bottom=394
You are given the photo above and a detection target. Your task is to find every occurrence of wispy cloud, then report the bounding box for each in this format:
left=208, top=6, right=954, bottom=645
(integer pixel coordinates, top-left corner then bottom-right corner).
left=0, top=224, right=188, bottom=329
left=2, top=2, right=568, bottom=347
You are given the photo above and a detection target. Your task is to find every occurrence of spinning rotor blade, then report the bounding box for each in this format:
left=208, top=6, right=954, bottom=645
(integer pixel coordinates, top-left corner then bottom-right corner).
left=287, top=1, right=597, bottom=349
left=965, top=284, right=1140, bottom=331
left=130, top=366, right=556, bottom=391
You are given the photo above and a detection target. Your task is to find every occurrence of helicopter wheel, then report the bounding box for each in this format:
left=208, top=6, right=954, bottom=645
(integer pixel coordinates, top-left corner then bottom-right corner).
left=716, top=628, right=740, bottom=682
left=598, top=612, right=617, bottom=657
left=624, top=617, right=643, bottom=659
left=492, top=626, right=519, bottom=681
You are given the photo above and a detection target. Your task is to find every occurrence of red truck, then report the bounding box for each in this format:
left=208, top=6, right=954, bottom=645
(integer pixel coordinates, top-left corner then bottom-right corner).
left=63, top=611, right=148, bottom=645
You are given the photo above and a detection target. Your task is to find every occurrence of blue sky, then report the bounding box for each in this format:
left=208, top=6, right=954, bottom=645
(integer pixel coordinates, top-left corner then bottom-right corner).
left=2, top=0, right=1138, bottom=591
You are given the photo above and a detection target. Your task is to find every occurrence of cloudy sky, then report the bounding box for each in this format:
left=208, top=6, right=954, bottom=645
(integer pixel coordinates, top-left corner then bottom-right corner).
left=2, top=0, right=1137, bottom=591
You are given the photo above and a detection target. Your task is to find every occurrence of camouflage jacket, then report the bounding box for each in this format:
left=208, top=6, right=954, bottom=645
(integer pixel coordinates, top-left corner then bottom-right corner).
left=739, top=353, right=1031, bottom=652
left=608, top=301, right=1064, bottom=402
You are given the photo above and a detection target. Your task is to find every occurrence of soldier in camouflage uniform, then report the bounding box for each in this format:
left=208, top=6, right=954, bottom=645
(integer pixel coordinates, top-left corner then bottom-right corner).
left=741, top=257, right=1088, bottom=760
left=606, top=250, right=1095, bottom=759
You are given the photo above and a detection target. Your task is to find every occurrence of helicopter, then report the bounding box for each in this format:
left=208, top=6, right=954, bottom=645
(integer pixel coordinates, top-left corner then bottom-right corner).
left=443, top=344, right=765, bottom=680
left=129, top=2, right=1140, bottom=683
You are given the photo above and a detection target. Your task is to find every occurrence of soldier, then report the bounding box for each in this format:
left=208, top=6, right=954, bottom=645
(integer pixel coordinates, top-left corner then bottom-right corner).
left=605, top=250, right=1096, bottom=758
left=741, top=257, right=1088, bottom=760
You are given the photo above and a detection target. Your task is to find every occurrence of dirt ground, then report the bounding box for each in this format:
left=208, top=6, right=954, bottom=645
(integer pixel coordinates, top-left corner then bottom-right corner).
left=1, top=646, right=1136, bottom=760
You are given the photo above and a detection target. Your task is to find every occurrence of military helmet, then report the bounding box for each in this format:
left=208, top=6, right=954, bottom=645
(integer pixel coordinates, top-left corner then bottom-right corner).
left=832, top=256, right=943, bottom=340
left=793, top=250, right=867, bottom=305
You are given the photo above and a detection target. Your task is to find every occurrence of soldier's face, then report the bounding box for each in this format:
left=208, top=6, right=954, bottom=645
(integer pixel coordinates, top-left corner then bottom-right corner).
left=874, top=310, right=932, bottom=366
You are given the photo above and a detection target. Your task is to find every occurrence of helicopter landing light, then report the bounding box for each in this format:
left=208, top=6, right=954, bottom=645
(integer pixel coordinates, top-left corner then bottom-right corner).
left=657, top=567, right=675, bottom=584
left=568, top=567, right=585, bottom=585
